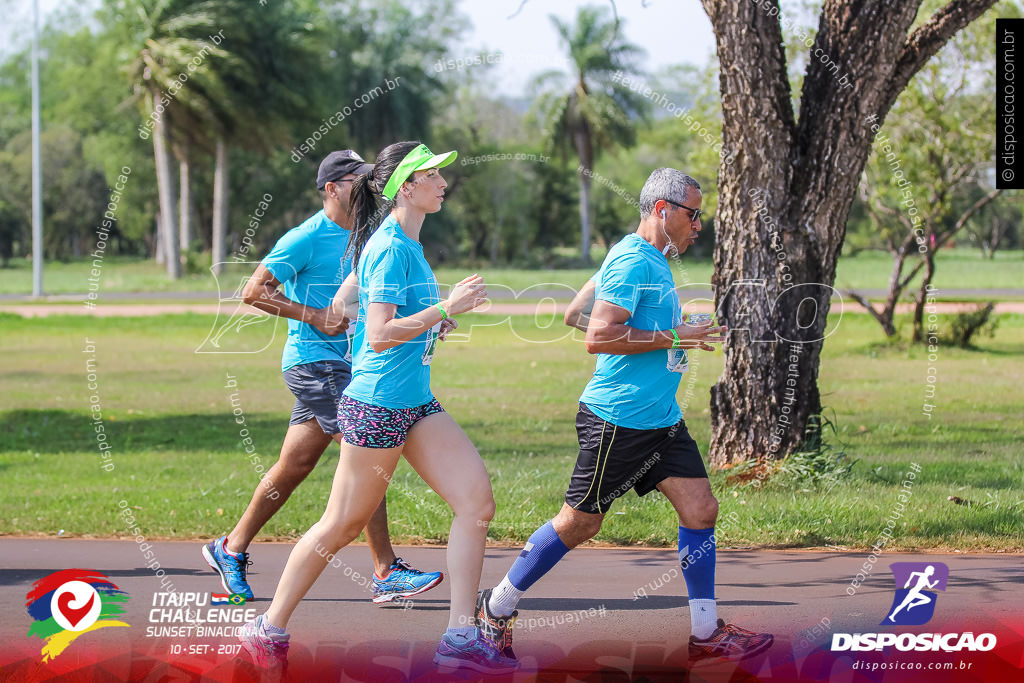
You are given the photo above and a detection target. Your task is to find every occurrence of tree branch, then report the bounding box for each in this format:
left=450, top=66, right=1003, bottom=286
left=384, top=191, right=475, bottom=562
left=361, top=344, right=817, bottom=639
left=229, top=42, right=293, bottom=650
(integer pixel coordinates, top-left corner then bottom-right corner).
left=883, top=0, right=999, bottom=108
left=936, top=187, right=1003, bottom=248
left=846, top=289, right=889, bottom=328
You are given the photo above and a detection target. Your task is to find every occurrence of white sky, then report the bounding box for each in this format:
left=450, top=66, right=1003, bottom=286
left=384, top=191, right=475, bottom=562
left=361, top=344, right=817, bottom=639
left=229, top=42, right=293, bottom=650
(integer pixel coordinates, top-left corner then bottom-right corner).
left=2, top=0, right=717, bottom=97
left=455, top=0, right=716, bottom=94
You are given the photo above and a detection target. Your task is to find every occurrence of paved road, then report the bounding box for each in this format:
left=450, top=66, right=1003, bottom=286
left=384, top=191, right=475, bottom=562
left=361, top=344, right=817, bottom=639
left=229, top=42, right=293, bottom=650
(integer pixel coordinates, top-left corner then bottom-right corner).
left=2, top=539, right=1021, bottom=680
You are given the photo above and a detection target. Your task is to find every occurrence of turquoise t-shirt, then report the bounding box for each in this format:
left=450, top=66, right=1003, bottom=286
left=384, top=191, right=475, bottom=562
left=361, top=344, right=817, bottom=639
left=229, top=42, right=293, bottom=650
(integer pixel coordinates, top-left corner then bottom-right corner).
left=261, top=210, right=354, bottom=372
left=578, top=233, right=686, bottom=430
left=343, top=216, right=442, bottom=409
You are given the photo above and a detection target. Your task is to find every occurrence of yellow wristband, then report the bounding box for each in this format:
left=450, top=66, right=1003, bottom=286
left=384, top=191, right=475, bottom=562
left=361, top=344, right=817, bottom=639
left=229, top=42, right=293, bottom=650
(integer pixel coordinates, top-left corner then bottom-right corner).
left=435, top=303, right=449, bottom=320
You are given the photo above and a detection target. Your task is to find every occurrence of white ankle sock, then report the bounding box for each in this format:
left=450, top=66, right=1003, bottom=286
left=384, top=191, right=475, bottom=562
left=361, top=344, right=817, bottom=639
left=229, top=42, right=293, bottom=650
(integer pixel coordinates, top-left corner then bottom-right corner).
left=488, top=576, right=524, bottom=617
left=689, top=598, right=718, bottom=639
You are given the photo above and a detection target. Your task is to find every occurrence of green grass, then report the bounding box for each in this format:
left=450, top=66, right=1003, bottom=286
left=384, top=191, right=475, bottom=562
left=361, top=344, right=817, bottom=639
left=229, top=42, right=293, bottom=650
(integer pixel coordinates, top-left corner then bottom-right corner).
left=1, top=311, right=1022, bottom=551
left=3, top=249, right=1023, bottom=296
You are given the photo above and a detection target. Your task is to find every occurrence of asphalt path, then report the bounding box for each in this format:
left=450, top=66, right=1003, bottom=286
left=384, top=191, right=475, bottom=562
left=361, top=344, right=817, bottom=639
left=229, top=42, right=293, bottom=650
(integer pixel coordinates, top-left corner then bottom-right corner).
left=2, top=539, right=1021, bottom=680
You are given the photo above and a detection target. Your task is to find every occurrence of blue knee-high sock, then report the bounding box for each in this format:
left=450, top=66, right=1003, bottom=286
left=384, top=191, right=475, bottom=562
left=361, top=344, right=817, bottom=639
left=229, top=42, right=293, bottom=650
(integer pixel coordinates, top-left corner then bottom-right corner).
left=678, top=526, right=716, bottom=600
left=506, top=521, right=570, bottom=591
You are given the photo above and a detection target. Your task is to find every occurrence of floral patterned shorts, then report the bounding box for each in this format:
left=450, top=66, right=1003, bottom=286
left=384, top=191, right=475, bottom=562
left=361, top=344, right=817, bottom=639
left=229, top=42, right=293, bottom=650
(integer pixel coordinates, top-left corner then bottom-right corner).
left=337, top=395, right=445, bottom=448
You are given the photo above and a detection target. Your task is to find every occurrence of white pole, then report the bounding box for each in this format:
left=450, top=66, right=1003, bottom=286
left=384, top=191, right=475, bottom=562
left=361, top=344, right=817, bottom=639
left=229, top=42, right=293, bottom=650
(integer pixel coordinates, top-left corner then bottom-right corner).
left=31, top=0, right=43, bottom=297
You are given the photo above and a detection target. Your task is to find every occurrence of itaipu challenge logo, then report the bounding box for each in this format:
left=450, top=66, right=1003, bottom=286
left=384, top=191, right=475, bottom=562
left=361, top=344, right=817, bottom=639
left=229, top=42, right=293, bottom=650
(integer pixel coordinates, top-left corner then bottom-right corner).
left=25, top=569, right=130, bottom=662
left=883, top=562, right=949, bottom=626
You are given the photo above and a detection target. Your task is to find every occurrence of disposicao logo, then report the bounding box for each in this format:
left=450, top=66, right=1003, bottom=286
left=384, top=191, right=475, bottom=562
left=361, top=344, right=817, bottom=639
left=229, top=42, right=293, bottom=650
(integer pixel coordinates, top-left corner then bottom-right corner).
left=831, top=561, right=997, bottom=653
left=25, top=569, right=130, bottom=662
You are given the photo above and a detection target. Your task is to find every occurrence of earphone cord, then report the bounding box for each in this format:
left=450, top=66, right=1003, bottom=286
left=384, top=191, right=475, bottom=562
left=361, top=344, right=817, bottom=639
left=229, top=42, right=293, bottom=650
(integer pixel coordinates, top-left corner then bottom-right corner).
left=660, top=210, right=677, bottom=257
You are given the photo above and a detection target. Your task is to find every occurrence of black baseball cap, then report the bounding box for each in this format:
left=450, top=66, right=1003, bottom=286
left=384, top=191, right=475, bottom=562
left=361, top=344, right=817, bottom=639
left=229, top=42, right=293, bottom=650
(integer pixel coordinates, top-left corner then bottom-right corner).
left=316, top=150, right=373, bottom=189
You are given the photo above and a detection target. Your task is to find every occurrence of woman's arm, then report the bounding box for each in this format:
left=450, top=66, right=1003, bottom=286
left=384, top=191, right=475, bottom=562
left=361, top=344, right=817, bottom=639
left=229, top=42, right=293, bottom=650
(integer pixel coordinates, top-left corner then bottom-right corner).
left=364, top=274, right=486, bottom=352
left=328, top=271, right=360, bottom=322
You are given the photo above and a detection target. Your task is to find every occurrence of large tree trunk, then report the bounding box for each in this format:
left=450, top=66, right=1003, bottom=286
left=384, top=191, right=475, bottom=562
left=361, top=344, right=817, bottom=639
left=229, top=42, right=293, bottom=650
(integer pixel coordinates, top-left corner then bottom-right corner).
left=701, top=0, right=996, bottom=467
left=211, top=138, right=228, bottom=276
left=152, top=92, right=180, bottom=279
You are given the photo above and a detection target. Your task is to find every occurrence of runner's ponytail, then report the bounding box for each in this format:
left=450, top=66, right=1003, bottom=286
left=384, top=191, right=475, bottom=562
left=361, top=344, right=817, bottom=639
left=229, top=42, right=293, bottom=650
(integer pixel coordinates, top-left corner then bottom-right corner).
left=347, top=140, right=421, bottom=266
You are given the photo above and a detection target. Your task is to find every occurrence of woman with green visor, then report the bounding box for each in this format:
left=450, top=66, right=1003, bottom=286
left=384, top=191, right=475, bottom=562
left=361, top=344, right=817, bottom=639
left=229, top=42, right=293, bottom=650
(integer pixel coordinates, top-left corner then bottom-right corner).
left=239, top=141, right=517, bottom=675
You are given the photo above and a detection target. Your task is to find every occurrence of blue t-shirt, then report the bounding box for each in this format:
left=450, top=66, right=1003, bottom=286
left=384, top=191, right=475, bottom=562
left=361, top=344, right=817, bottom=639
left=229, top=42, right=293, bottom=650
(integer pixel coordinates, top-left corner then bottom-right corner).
left=343, top=216, right=442, bottom=409
left=578, top=233, right=686, bottom=430
left=261, top=210, right=354, bottom=372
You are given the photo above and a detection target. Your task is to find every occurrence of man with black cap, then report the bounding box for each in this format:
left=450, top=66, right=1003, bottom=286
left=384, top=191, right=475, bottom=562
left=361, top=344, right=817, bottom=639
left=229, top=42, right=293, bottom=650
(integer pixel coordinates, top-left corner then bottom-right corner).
left=201, top=150, right=444, bottom=604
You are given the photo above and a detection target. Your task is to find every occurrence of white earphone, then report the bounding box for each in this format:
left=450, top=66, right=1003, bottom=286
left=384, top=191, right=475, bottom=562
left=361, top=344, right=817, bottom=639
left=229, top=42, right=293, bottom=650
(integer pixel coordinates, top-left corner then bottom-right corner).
left=660, top=207, right=674, bottom=255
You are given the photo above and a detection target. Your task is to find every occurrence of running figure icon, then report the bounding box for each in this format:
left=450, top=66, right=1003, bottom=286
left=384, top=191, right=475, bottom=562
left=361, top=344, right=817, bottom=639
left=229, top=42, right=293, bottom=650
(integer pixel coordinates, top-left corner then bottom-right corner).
left=887, top=565, right=939, bottom=623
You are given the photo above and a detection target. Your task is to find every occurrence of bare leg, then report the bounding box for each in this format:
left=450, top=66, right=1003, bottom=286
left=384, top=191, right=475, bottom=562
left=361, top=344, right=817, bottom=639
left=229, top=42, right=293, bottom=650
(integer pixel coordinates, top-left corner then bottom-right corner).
left=226, top=419, right=332, bottom=553
left=551, top=503, right=605, bottom=548
left=264, top=441, right=402, bottom=629
left=656, top=477, right=719, bottom=529
left=331, top=434, right=396, bottom=576
left=402, top=412, right=495, bottom=630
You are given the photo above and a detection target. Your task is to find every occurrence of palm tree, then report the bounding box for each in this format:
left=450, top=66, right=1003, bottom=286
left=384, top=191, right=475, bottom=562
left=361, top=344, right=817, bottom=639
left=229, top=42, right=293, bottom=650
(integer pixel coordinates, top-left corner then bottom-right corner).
left=532, top=5, right=648, bottom=263
left=118, top=0, right=320, bottom=276
left=337, top=0, right=466, bottom=154
left=118, top=0, right=234, bottom=278
left=204, top=0, right=322, bottom=274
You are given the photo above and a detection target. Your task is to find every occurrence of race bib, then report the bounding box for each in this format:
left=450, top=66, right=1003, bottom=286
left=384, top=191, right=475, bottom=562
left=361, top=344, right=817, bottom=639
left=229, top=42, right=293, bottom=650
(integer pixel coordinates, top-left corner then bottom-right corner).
left=666, top=348, right=689, bottom=374
left=343, top=329, right=354, bottom=363
left=343, top=314, right=360, bottom=364
left=421, top=322, right=441, bottom=365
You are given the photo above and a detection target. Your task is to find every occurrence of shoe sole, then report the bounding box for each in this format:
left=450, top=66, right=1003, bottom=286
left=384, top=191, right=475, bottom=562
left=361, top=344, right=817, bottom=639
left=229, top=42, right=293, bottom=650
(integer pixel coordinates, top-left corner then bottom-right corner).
left=432, top=652, right=518, bottom=674
left=372, top=573, right=444, bottom=604
left=690, top=634, right=774, bottom=662
left=201, top=544, right=253, bottom=600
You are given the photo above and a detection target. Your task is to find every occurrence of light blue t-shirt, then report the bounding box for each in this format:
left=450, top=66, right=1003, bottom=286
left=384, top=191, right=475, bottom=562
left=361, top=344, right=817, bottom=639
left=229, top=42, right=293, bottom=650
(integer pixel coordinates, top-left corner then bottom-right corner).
left=261, top=210, right=353, bottom=372
left=343, top=216, right=442, bottom=409
left=578, top=233, right=686, bottom=430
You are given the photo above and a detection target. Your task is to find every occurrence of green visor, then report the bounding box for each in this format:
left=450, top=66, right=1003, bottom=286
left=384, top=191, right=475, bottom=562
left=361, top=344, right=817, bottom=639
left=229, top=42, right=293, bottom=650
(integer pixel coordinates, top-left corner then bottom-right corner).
left=381, top=144, right=457, bottom=201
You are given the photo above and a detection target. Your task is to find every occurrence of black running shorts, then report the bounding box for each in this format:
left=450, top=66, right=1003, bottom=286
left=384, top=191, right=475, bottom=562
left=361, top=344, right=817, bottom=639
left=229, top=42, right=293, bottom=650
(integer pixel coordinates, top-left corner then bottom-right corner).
left=564, top=402, right=708, bottom=514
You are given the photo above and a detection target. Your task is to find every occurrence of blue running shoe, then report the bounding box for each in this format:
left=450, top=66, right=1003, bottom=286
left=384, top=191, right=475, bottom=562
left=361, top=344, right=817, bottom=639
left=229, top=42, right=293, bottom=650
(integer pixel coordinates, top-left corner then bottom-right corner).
left=433, top=630, right=519, bottom=674
left=371, top=557, right=443, bottom=604
left=202, top=536, right=254, bottom=600
left=239, top=614, right=289, bottom=670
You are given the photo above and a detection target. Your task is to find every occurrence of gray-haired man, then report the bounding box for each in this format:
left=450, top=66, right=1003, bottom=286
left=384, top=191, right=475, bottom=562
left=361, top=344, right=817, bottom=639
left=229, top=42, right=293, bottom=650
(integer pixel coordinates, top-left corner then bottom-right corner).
left=476, top=168, right=773, bottom=664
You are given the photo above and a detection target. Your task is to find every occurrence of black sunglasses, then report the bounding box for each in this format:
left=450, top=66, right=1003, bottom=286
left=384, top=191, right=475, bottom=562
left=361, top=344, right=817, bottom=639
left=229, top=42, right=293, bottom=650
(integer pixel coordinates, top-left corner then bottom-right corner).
left=664, top=199, right=703, bottom=223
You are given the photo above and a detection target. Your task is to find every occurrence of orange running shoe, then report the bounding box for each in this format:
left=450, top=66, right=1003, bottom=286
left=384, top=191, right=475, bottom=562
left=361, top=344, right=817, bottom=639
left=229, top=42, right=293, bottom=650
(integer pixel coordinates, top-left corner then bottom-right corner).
left=689, top=618, right=774, bottom=661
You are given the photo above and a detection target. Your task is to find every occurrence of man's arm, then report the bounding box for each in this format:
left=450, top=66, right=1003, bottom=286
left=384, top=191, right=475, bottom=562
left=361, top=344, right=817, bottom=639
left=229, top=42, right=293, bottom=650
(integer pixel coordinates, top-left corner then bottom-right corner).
left=584, top=299, right=727, bottom=355
left=241, top=263, right=347, bottom=336
left=564, top=280, right=597, bottom=332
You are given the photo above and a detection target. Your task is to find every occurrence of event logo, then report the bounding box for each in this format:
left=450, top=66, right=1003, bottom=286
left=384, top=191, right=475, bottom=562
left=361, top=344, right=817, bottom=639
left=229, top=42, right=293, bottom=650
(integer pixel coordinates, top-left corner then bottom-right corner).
left=25, top=569, right=130, bottom=662
left=832, top=561, right=995, bottom=653
left=883, top=562, right=948, bottom=626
